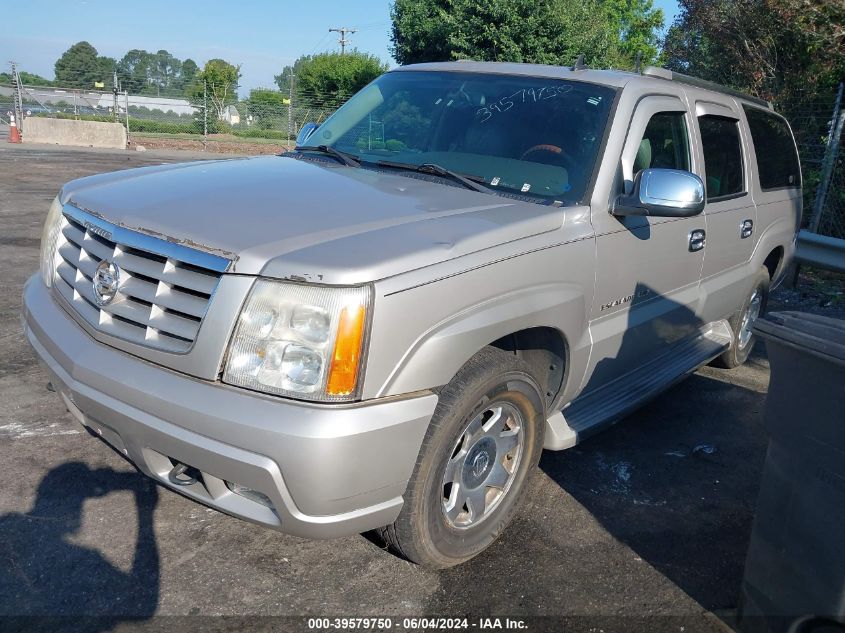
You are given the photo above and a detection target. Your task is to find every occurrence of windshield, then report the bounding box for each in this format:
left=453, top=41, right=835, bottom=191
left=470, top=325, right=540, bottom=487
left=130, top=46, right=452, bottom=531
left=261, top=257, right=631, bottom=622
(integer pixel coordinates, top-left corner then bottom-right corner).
left=308, top=70, right=616, bottom=203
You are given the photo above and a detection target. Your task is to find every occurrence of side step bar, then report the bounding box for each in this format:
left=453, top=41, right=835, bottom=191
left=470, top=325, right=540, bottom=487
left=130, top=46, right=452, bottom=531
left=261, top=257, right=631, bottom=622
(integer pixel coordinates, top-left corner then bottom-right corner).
left=544, top=319, right=733, bottom=450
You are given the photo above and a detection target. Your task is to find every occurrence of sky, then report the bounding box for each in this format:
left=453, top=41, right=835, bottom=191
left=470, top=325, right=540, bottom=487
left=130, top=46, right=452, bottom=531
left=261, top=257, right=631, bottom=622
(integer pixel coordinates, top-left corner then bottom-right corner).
left=1, top=0, right=681, bottom=96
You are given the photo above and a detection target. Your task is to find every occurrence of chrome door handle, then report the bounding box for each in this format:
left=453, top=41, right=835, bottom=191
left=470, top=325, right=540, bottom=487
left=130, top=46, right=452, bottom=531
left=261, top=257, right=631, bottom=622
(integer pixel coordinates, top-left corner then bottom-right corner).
left=689, top=229, right=706, bottom=252
left=741, top=219, right=754, bottom=239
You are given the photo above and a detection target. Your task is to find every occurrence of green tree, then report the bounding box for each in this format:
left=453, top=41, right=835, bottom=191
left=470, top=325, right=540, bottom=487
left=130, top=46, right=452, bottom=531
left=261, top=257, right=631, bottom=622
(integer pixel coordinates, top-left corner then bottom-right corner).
left=662, top=0, right=845, bottom=102
left=290, top=52, right=388, bottom=105
left=273, top=55, right=313, bottom=94
left=188, top=59, right=241, bottom=120
left=116, top=49, right=154, bottom=93
left=97, top=56, right=118, bottom=89
left=55, top=41, right=114, bottom=88
left=391, top=0, right=632, bottom=69
left=152, top=49, right=182, bottom=95
left=606, top=0, right=664, bottom=65
left=0, top=71, right=53, bottom=86
left=390, top=0, right=452, bottom=64
left=246, top=88, right=288, bottom=129
left=180, top=59, right=199, bottom=92
left=117, top=49, right=189, bottom=95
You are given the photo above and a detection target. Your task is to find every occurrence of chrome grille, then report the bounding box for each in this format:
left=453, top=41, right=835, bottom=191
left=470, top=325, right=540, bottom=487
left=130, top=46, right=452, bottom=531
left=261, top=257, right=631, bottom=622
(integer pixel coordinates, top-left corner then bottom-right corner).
left=51, top=205, right=229, bottom=353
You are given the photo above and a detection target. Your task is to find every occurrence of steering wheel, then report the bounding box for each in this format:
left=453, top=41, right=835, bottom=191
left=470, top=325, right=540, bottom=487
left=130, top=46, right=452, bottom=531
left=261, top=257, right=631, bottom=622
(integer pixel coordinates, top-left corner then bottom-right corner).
left=520, top=144, right=578, bottom=173
left=521, top=144, right=563, bottom=160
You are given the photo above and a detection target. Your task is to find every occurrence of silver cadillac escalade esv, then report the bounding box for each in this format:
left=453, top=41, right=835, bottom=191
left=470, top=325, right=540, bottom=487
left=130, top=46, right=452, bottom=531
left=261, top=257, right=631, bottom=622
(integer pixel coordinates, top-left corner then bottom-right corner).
left=22, top=62, right=801, bottom=568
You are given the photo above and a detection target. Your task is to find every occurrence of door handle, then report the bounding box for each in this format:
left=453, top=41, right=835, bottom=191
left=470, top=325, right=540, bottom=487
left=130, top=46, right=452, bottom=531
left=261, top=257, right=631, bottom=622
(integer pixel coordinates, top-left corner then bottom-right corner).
left=689, top=229, right=706, bottom=252
left=741, top=219, right=754, bottom=239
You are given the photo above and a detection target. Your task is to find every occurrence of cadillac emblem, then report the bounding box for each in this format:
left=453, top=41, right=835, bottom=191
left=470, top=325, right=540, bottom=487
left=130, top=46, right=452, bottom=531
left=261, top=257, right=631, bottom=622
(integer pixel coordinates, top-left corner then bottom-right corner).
left=92, top=260, right=120, bottom=306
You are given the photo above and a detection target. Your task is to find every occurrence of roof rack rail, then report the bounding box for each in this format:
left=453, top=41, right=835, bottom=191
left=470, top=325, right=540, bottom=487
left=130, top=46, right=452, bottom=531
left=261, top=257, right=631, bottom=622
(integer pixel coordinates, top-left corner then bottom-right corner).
left=642, top=66, right=771, bottom=108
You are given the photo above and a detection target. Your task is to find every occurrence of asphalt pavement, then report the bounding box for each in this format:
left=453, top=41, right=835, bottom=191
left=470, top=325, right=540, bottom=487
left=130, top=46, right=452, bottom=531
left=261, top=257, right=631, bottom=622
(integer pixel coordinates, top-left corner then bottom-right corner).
left=0, top=143, right=773, bottom=632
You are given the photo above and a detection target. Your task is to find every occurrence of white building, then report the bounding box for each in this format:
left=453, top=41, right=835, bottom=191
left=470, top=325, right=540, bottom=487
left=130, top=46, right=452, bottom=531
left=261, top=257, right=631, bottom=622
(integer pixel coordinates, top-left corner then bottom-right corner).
left=96, top=93, right=195, bottom=116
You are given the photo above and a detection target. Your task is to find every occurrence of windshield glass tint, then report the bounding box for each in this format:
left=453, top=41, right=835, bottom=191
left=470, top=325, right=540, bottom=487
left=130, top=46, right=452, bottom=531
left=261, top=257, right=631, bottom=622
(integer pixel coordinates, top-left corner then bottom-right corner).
left=311, top=71, right=616, bottom=202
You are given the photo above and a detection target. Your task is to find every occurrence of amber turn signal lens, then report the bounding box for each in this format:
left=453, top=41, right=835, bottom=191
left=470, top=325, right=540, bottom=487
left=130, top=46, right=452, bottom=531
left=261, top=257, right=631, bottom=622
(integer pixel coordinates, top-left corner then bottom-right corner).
left=326, top=302, right=366, bottom=396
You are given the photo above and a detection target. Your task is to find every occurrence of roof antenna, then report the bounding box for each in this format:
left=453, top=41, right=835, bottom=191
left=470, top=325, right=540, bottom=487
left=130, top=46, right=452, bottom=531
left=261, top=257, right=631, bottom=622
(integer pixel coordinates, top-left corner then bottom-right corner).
left=634, top=51, right=643, bottom=74
left=571, top=54, right=586, bottom=71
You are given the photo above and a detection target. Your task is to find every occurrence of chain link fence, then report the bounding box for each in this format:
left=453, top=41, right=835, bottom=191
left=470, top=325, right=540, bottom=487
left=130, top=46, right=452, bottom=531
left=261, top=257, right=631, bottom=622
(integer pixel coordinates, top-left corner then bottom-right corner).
left=816, top=150, right=845, bottom=239
left=775, top=84, right=844, bottom=239
left=0, top=80, right=348, bottom=153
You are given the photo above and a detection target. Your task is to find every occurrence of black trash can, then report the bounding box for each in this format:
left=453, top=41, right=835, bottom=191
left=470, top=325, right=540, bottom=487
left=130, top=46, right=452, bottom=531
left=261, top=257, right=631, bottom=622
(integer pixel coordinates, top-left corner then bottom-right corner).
left=739, top=311, right=845, bottom=633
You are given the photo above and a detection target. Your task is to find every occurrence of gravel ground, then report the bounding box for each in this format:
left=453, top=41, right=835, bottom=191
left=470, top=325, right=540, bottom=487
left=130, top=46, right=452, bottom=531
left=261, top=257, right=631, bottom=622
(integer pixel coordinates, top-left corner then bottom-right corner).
left=770, top=268, right=845, bottom=319
left=0, top=142, right=839, bottom=633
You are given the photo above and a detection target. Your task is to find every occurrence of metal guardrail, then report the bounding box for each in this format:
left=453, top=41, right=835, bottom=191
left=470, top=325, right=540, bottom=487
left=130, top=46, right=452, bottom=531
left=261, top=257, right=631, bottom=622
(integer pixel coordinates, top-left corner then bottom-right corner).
left=795, top=230, right=845, bottom=273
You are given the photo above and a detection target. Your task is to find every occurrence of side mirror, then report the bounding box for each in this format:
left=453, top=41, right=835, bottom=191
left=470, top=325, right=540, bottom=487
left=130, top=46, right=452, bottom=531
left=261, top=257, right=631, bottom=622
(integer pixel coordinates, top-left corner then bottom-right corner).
left=613, top=168, right=705, bottom=217
left=296, top=122, right=319, bottom=147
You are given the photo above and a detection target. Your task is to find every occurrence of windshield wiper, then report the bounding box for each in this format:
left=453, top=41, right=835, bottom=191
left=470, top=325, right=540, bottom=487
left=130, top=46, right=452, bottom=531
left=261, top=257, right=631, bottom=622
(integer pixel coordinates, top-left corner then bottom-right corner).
left=377, top=160, right=491, bottom=194
left=295, top=145, right=361, bottom=167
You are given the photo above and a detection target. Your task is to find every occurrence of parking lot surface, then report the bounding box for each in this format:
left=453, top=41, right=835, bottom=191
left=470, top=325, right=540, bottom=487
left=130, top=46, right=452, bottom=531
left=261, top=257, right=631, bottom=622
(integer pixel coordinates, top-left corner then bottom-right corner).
left=0, top=143, right=777, bottom=631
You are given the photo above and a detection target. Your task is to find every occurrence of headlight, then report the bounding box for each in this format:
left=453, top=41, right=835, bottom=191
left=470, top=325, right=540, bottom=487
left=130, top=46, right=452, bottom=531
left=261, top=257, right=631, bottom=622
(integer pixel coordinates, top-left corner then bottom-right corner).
left=223, top=280, right=372, bottom=402
left=40, top=196, right=64, bottom=288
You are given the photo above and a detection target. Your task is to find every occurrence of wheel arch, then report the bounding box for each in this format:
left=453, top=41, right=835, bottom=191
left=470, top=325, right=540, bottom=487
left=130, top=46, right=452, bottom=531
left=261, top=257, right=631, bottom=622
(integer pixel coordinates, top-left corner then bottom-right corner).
left=489, top=326, right=568, bottom=411
left=763, top=245, right=785, bottom=281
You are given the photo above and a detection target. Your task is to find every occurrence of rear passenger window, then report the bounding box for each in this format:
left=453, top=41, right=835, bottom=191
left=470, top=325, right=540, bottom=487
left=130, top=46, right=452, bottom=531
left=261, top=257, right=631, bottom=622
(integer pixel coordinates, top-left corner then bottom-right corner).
left=634, top=112, right=690, bottom=173
left=743, top=106, right=801, bottom=189
left=698, top=115, right=744, bottom=199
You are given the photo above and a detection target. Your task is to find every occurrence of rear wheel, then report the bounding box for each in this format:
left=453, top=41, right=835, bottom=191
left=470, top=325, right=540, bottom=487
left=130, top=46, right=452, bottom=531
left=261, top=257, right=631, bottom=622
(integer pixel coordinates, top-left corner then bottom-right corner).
left=379, top=347, right=545, bottom=568
left=715, top=267, right=770, bottom=368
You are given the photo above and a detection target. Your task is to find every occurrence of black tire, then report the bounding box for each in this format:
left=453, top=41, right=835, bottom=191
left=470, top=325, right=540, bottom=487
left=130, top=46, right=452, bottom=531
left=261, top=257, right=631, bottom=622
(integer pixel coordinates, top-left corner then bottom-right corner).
left=378, top=346, right=545, bottom=568
left=714, top=267, right=770, bottom=368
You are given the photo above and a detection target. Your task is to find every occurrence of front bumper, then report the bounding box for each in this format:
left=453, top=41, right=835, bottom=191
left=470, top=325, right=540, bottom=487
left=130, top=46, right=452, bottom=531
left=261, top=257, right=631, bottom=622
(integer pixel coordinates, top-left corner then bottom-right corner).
left=22, top=275, right=437, bottom=538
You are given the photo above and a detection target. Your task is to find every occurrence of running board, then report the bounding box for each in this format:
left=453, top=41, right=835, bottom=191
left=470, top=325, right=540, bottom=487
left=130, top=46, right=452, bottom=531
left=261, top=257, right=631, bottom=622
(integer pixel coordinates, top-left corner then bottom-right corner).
left=544, top=319, right=733, bottom=450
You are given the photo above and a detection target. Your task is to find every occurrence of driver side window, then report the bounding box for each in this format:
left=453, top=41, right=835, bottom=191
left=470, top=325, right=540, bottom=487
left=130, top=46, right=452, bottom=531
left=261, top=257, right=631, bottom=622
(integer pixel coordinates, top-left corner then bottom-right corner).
left=634, top=111, right=691, bottom=175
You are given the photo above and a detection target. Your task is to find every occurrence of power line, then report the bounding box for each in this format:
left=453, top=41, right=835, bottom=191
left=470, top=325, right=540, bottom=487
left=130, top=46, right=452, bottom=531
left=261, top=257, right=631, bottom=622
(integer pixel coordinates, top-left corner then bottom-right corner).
left=306, top=31, right=333, bottom=57
left=328, top=27, right=357, bottom=55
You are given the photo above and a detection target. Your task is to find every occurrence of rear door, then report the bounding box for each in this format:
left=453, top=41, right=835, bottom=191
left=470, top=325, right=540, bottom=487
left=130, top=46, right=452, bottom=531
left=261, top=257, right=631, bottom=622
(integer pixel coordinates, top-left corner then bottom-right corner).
left=689, top=96, right=758, bottom=322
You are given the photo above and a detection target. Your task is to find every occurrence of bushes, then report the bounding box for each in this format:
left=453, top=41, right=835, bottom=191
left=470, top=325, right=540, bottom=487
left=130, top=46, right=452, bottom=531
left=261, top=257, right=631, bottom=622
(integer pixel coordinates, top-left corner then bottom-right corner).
left=230, top=128, right=289, bottom=140
left=129, top=119, right=198, bottom=134
left=36, top=112, right=115, bottom=123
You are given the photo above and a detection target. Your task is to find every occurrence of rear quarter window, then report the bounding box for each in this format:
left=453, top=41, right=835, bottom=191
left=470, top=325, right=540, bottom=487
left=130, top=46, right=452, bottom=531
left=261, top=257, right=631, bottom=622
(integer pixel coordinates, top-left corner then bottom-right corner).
left=743, top=106, right=801, bottom=190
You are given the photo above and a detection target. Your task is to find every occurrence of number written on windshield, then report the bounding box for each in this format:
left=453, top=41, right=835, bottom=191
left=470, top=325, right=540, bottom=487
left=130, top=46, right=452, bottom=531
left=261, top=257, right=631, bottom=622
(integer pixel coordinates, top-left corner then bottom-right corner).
left=476, top=85, right=574, bottom=123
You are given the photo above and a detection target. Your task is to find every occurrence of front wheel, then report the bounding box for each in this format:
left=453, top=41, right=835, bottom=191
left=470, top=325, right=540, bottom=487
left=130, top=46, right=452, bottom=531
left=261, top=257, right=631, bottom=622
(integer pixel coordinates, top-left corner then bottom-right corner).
left=379, top=347, right=545, bottom=568
left=715, top=267, right=770, bottom=368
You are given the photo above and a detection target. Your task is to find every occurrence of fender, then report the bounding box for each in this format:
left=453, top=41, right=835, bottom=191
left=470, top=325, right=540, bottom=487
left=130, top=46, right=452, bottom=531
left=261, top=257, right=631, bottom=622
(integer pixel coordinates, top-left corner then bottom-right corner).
left=375, top=281, right=590, bottom=399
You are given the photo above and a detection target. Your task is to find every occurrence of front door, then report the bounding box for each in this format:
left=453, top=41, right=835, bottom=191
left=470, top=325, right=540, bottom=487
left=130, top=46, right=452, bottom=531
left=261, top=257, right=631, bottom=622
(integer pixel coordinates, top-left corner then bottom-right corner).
left=582, top=95, right=706, bottom=393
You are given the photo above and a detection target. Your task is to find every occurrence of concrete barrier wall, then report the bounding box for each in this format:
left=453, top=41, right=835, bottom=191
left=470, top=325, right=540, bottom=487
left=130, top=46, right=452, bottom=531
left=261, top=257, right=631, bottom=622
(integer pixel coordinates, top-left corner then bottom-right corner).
left=23, top=118, right=126, bottom=149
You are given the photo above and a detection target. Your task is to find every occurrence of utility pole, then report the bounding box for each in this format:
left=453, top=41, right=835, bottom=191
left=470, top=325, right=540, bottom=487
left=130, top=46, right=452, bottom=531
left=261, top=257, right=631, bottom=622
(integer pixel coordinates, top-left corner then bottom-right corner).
left=124, top=90, right=130, bottom=144
left=113, top=68, right=119, bottom=120
left=329, top=27, right=357, bottom=54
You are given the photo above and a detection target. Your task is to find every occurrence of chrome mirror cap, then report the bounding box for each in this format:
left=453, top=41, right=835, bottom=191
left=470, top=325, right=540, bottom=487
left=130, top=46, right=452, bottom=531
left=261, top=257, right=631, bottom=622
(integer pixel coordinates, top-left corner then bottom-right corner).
left=614, top=168, right=706, bottom=218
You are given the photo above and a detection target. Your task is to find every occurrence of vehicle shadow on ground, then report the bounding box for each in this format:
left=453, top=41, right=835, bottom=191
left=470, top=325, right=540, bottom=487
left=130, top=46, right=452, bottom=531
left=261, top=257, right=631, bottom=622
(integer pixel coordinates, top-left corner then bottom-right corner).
left=539, top=362, right=769, bottom=613
left=423, top=283, right=769, bottom=622
left=536, top=282, right=769, bottom=614
left=420, top=367, right=768, bottom=621
left=0, top=461, right=159, bottom=629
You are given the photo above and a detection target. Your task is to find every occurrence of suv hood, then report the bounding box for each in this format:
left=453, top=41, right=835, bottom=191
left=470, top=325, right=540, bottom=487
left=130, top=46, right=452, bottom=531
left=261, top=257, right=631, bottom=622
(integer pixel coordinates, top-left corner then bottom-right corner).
left=62, top=155, right=565, bottom=284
